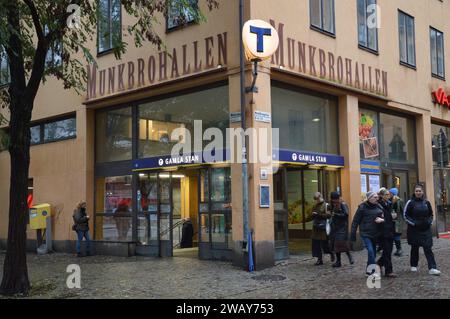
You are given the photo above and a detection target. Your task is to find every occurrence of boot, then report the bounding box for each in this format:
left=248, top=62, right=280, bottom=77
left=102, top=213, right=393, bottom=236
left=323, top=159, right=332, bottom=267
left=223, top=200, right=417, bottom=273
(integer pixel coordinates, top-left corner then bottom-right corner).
left=314, top=259, right=323, bottom=266
left=332, top=261, right=342, bottom=268
left=347, top=252, right=354, bottom=265
left=330, top=253, right=335, bottom=263
left=77, top=252, right=83, bottom=258
left=394, top=249, right=403, bottom=257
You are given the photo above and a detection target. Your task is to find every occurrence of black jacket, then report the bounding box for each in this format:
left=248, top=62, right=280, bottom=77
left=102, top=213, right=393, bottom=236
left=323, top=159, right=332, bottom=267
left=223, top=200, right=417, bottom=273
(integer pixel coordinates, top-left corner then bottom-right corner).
left=350, top=201, right=383, bottom=241
left=404, top=197, right=434, bottom=248
left=329, top=202, right=349, bottom=241
left=180, top=220, right=194, bottom=248
left=378, top=199, right=395, bottom=239
left=73, top=208, right=89, bottom=232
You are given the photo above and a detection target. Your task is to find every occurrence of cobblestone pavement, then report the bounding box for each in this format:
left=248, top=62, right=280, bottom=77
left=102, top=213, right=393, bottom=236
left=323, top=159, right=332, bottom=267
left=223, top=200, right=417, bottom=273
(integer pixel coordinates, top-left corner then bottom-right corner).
left=1, top=239, right=450, bottom=299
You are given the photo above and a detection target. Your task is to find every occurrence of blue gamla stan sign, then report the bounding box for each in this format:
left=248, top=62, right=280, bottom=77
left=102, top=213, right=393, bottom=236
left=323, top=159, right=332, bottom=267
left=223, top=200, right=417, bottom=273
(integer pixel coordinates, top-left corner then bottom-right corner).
left=133, top=149, right=344, bottom=170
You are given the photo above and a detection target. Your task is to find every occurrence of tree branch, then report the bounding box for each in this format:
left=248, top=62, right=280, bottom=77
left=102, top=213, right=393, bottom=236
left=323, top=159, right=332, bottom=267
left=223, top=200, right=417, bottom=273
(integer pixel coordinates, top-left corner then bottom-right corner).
left=22, top=0, right=44, bottom=42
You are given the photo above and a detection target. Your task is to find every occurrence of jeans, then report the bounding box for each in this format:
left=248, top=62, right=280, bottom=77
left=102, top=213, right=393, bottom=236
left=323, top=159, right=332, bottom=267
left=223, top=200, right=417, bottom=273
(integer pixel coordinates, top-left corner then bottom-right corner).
left=394, top=233, right=402, bottom=251
left=410, top=245, right=437, bottom=270
left=76, top=231, right=91, bottom=254
left=377, top=237, right=394, bottom=274
left=361, top=236, right=377, bottom=267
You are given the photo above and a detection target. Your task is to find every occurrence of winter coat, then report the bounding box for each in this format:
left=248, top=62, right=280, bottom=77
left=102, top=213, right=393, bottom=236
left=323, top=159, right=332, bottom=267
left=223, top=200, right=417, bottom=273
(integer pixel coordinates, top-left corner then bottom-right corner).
left=404, top=197, right=434, bottom=248
left=392, top=196, right=405, bottom=234
left=378, top=199, right=395, bottom=239
left=329, top=202, right=349, bottom=241
left=350, top=201, right=383, bottom=241
left=180, top=220, right=194, bottom=248
left=73, top=208, right=89, bottom=232
left=311, top=201, right=331, bottom=241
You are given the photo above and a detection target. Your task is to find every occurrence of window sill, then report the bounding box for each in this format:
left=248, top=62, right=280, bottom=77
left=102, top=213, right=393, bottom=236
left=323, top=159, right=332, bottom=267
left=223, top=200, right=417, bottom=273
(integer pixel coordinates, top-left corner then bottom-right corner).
left=166, top=20, right=198, bottom=34
left=97, top=48, right=116, bottom=58
left=310, top=25, right=336, bottom=39
left=31, top=135, right=77, bottom=146
left=432, top=73, right=446, bottom=81
left=358, top=44, right=379, bottom=56
left=400, top=61, right=417, bottom=71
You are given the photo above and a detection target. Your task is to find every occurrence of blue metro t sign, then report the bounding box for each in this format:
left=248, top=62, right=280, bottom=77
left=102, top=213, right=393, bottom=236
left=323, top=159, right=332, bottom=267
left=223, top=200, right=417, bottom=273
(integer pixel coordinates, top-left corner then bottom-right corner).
left=249, top=25, right=272, bottom=53
left=242, top=20, right=279, bottom=61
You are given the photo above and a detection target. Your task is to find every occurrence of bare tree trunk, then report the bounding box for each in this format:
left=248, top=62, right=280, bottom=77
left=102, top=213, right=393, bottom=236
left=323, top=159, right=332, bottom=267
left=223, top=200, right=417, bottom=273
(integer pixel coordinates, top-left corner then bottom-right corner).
left=0, top=103, right=32, bottom=295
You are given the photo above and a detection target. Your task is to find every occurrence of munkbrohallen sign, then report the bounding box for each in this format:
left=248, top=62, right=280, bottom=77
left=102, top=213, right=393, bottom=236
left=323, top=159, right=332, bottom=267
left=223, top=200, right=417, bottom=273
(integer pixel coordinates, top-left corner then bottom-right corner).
left=269, top=20, right=389, bottom=97
left=85, top=32, right=228, bottom=101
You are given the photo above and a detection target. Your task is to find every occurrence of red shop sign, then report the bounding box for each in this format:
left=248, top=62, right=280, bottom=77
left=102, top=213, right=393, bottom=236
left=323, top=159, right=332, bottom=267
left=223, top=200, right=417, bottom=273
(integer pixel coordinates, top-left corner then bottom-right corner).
left=433, top=88, right=450, bottom=108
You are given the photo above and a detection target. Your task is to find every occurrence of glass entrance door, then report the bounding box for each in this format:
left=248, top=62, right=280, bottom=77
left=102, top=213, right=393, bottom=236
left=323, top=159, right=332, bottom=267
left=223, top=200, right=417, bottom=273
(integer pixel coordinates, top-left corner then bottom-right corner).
left=138, top=172, right=176, bottom=257
left=434, top=169, right=450, bottom=234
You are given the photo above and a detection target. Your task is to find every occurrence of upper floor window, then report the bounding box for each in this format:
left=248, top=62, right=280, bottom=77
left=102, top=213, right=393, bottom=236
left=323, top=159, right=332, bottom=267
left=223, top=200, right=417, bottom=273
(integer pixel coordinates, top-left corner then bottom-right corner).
left=44, top=25, right=62, bottom=67
left=167, top=0, right=197, bottom=30
left=430, top=27, right=445, bottom=79
left=357, top=0, right=378, bottom=52
left=31, top=116, right=77, bottom=145
left=398, top=10, right=416, bottom=68
left=98, top=0, right=121, bottom=54
left=310, top=0, right=335, bottom=36
left=0, top=46, right=10, bottom=86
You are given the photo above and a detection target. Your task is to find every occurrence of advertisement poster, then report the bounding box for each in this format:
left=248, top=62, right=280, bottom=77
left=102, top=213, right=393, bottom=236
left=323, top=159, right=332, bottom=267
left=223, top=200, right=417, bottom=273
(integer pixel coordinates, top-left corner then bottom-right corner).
left=359, top=111, right=379, bottom=158
left=361, top=174, right=368, bottom=194
left=368, top=175, right=381, bottom=192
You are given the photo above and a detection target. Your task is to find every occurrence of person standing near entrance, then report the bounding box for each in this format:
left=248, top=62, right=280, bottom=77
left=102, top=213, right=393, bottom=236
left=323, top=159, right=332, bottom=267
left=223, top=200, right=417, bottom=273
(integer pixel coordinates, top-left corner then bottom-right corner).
left=73, top=201, right=91, bottom=257
left=376, top=188, right=397, bottom=278
left=389, top=188, right=405, bottom=256
left=328, top=192, right=354, bottom=267
left=311, top=192, right=335, bottom=266
left=350, top=191, right=385, bottom=276
left=180, top=217, right=194, bottom=248
left=404, top=184, right=441, bottom=276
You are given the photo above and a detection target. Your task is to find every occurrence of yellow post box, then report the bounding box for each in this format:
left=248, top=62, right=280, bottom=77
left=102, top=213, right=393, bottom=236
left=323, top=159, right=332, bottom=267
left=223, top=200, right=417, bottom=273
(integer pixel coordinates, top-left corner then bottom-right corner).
left=29, top=204, right=51, bottom=230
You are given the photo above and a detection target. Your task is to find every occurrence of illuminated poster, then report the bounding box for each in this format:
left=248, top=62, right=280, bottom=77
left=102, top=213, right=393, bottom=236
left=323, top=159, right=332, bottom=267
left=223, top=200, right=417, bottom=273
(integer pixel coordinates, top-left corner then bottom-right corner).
left=361, top=174, right=368, bottom=194
left=360, top=111, right=379, bottom=158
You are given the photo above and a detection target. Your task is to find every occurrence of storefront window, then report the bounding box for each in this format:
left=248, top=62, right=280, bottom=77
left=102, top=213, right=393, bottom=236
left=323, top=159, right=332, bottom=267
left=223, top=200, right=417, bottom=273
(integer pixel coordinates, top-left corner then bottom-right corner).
left=432, top=124, right=450, bottom=167
left=272, top=85, right=339, bottom=154
left=95, top=175, right=133, bottom=241
left=379, top=113, right=416, bottom=164
left=138, top=85, right=229, bottom=159
left=96, top=107, right=132, bottom=163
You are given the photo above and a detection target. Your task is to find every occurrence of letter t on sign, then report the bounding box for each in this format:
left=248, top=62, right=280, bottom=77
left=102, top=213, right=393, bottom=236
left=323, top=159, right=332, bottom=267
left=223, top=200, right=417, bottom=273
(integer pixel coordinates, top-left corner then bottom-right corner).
left=250, top=26, right=272, bottom=53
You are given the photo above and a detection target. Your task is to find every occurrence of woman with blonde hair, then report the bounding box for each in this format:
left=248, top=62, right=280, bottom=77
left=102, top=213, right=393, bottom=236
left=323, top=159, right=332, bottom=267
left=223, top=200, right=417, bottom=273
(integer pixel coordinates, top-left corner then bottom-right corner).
left=72, top=201, right=91, bottom=257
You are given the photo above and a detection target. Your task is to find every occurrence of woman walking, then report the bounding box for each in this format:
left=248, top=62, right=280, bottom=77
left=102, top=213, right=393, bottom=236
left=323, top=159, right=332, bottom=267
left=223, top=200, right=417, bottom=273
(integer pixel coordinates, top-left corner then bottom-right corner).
left=376, top=188, right=397, bottom=278
left=329, top=192, right=354, bottom=267
left=311, top=192, right=335, bottom=265
left=404, top=184, right=441, bottom=275
left=389, top=188, right=405, bottom=257
left=350, top=191, right=385, bottom=276
left=73, top=201, right=91, bottom=257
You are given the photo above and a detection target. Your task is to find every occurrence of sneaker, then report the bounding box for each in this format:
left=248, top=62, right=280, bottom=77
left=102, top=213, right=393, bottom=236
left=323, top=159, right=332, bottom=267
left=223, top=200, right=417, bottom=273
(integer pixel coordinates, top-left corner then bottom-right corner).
left=385, top=272, right=398, bottom=278
left=394, top=250, right=403, bottom=257
left=314, top=260, right=324, bottom=266
left=429, top=269, right=441, bottom=276
left=76, top=252, right=83, bottom=258
left=410, top=267, right=418, bottom=272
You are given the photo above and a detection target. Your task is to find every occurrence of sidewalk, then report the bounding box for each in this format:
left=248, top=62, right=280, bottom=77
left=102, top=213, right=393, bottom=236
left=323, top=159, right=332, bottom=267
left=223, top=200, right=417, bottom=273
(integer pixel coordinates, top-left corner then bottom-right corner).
left=0, top=238, right=449, bottom=299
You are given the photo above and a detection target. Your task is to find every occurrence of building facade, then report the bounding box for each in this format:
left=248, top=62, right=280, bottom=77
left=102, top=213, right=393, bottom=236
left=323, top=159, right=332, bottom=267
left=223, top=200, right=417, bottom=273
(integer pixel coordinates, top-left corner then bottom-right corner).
left=1, top=0, right=450, bottom=269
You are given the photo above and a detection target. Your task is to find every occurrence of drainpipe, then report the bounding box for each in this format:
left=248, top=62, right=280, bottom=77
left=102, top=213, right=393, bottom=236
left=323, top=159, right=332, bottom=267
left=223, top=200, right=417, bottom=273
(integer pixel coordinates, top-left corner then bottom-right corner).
left=239, top=0, right=250, bottom=261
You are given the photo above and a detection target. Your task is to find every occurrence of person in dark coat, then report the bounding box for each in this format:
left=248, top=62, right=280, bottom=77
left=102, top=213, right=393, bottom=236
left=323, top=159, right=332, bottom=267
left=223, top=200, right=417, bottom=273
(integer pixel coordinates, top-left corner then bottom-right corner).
left=180, top=217, right=194, bottom=248
left=350, top=191, right=385, bottom=276
left=404, top=184, right=441, bottom=276
left=329, top=192, right=354, bottom=268
left=376, top=188, right=397, bottom=278
left=311, top=192, right=335, bottom=265
left=390, top=188, right=405, bottom=256
left=73, top=201, right=91, bottom=257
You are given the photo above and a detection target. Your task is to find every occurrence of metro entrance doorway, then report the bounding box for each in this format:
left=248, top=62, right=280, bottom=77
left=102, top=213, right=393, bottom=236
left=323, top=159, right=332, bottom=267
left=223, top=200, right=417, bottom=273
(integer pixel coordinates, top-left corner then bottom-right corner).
left=136, top=166, right=232, bottom=260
